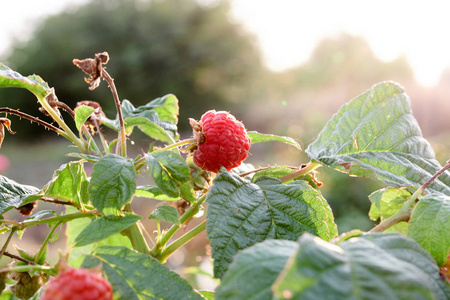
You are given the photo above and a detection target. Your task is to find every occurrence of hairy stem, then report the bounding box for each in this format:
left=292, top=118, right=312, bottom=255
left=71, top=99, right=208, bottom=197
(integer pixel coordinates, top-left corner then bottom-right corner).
left=36, top=93, right=88, bottom=153
left=156, top=220, right=206, bottom=263
left=0, top=108, right=67, bottom=137
left=101, top=70, right=127, bottom=157
left=121, top=204, right=151, bottom=254
left=150, top=194, right=207, bottom=257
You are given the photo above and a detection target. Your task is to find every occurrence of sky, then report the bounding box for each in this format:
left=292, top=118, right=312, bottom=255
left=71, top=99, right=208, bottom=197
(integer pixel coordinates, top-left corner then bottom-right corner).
left=2, top=0, right=450, bottom=86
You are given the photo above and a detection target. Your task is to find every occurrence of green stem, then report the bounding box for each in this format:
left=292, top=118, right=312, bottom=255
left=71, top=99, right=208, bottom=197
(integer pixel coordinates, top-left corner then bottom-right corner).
left=163, top=137, right=197, bottom=150
left=34, top=221, right=62, bottom=264
left=278, top=161, right=321, bottom=183
left=36, top=93, right=88, bottom=153
left=121, top=204, right=151, bottom=254
left=0, top=264, right=56, bottom=276
left=101, top=70, right=127, bottom=157
left=150, top=194, right=207, bottom=257
left=1, top=211, right=99, bottom=229
left=370, top=159, right=450, bottom=233
left=0, top=227, right=17, bottom=261
left=156, top=220, right=206, bottom=263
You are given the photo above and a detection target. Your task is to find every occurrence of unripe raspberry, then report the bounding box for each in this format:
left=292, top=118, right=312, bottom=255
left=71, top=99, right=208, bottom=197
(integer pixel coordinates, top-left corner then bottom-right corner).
left=9, top=271, right=42, bottom=299
left=190, top=110, right=250, bottom=173
left=41, top=267, right=112, bottom=300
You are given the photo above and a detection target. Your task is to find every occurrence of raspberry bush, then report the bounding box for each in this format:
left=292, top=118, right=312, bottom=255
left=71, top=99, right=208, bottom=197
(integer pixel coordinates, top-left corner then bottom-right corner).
left=0, top=53, right=449, bottom=299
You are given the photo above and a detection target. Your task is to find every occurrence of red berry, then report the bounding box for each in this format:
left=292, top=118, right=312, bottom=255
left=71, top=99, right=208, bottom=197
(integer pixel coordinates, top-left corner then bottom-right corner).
left=41, top=267, right=113, bottom=300
left=191, top=110, right=250, bottom=173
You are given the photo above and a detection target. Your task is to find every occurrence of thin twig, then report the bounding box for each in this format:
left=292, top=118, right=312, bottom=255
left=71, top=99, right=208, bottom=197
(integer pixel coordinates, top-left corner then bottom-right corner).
left=0, top=108, right=63, bottom=134
left=3, top=251, right=36, bottom=265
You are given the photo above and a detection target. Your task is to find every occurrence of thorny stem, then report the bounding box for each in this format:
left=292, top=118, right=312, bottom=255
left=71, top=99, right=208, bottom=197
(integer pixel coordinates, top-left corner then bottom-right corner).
left=150, top=194, right=207, bottom=258
left=0, top=108, right=67, bottom=138
left=0, top=264, right=55, bottom=275
left=36, top=93, right=88, bottom=153
left=34, top=221, right=62, bottom=264
left=101, top=70, right=127, bottom=157
left=278, top=161, right=322, bottom=183
left=157, top=220, right=207, bottom=263
left=370, top=160, right=450, bottom=233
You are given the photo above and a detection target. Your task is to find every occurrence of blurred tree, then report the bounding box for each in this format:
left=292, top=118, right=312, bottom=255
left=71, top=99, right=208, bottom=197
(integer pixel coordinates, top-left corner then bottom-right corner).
left=0, top=0, right=268, bottom=138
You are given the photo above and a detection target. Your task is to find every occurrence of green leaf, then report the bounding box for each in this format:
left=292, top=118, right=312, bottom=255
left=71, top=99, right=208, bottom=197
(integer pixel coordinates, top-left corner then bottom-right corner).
left=74, top=213, right=142, bottom=247
left=82, top=246, right=203, bottom=300
left=138, top=94, right=179, bottom=124
left=273, top=233, right=449, bottom=300
left=247, top=131, right=301, bottom=150
left=0, top=175, right=40, bottom=215
left=0, top=63, right=51, bottom=99
left=407, top=193, right=450, bottom=266
left=199, top=291, right=215, bottom=300
left=74, top=105, right=95, bottom=133
left=65, top=206, right=132, bottom=268
left=368, top=187, right=412, bottom=221
left=149, top=205, right=180, bottom=224
left=145, top=150, right=191, bottom=198
left=43, top=162, right=89, bottom=206
left=124, top=117, right=176, bottom=144
left=306, top=81, right=450, bottom=195
left=88, top=154, right=136, bottom=217
left=99, top=96, right=178, bottom=143
left=216, top=239, right=298, bottom=300
left=24, top=210, right=57, bottom=222
left=206, top=170, right=337, bottom=278
left=135, top=185, right=180, bottom=201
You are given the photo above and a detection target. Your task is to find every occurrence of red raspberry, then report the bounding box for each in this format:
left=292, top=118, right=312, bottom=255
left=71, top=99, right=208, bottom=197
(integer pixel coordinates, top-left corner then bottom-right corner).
left=41, top=267, right=112, bottom=300
left=191, top=110, right=250, bottom=173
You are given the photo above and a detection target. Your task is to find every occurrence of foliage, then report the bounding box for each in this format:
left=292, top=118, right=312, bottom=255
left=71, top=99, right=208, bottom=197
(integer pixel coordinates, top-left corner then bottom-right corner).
left=0, top=54, right=449, bottom=299
left=0, top=0, right=267, bottom=138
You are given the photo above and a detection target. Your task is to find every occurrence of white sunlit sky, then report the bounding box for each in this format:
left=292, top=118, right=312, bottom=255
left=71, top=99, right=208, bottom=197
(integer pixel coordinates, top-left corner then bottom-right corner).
left=1, top=0, right=450, bottom=87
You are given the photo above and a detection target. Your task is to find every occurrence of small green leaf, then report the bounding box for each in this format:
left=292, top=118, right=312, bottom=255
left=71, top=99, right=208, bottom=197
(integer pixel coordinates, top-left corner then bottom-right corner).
left=74, top=105, right=95, bottom=133
left=306, top=81, right=450, bottom=195
left=145, top=150, right=191, bottom=198
left=247, top=131, right=301, bottom=150
left=0, top=63, right=51, bottom=99
left=207, top=170, right=337, bottom=278
left=0, top=175, right=40, bottom=215
left=368, top=187, right=412, bottom=221
left=99, top=96, right=178, bottom=143
left=135, top=185, right=180, bottom=201
left=407, top=193, right=450, bottom=266
left=273, top=233, right=449, bottom=300
left=74, top=213, right=142, bottom=247
left=43, top=162, right=89, bottom=206
left=24, top=210, right=57, bottom=222
left=82, top=246, right=204, bottom=300
left=216, top=239, right=298, bottom=300
left=124, top=117, right=175, bottom=143
left=88, top=154, right=136, bottom=217
left=198, top=291, right=215, bottom=300
left=149, top=206, right=180, bottom=224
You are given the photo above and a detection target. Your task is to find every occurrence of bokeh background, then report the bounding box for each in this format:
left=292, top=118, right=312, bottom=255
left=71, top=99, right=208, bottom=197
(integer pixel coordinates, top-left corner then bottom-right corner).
left=1, top=0, right=449, bottom=290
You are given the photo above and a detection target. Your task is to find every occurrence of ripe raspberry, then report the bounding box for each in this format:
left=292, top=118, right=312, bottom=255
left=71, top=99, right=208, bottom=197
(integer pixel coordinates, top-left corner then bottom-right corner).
left=41, top=267, right=112, bottom=300
left=191, top=110, right=250, bottom=173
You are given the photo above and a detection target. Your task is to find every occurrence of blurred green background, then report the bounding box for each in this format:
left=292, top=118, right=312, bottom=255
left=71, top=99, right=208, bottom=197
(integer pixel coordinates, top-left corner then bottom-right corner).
left=1, top=0, right=450, bottom=289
